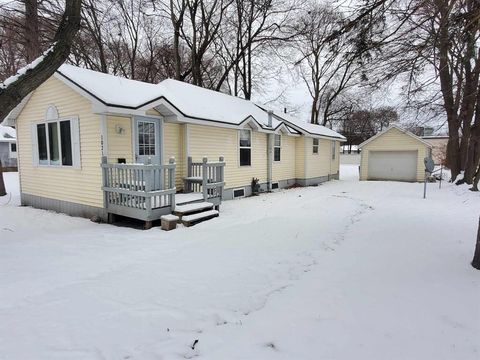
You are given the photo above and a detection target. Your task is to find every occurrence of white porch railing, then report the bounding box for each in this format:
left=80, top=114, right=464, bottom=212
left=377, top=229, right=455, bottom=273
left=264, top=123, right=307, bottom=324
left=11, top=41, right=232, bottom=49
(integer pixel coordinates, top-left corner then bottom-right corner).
left=184, top=156, right=225, bottom=204
left=101, top=156, right=176, bottom=222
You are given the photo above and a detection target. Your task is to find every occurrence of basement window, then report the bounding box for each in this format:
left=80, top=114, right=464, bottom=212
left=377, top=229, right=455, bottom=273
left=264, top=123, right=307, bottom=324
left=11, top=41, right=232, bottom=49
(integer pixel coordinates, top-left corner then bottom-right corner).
left=233, top=187, right=245, bottom=198
left=272, top=182, right=279, bottom=190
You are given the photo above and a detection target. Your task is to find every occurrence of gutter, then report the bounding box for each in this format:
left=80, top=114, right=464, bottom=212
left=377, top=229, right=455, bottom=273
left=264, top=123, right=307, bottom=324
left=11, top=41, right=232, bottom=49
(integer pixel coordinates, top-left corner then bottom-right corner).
left=267, top=110, right=273, bottom=192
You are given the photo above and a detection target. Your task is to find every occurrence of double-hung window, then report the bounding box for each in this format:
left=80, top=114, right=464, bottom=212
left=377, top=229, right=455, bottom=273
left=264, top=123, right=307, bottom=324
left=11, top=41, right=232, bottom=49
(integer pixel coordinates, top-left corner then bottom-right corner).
left=313, top=138, right=319, bottom=154
left=239, top=129, right=251, bottom=166
left=274, top=134, right=281, bottom=161
left=331, top=140, right=336, bottom=160
left=33, top=117, right=79, bottom=167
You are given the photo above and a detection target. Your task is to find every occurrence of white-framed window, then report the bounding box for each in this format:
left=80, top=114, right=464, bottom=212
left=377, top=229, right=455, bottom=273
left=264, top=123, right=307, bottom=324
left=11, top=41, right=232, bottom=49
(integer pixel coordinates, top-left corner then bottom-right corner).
left=274, top=134, right=281, bottom=161
left=331, top=140, right=336, bottom=160
left=313, top=138, right=319, bottom=154
left=239, top=129, right=251, bottom=166
left=9, top=142, right=17, bottom=158
left=31, top=115, right=80, bottom=168
left=137, top=120, right=156, bottom=156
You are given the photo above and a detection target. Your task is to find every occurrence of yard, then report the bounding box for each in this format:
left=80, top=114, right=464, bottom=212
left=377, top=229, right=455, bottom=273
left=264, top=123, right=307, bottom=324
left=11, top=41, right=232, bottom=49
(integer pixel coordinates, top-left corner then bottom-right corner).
left=0, top=165, right=479, bottom=359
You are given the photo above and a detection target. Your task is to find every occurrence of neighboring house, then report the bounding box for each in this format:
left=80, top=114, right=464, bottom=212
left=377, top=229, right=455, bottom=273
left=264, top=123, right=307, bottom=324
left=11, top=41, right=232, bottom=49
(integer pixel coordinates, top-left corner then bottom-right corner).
left=0, top=124, right=17, bottom=168
left=5, top=65, right=345, bottom=224
left=422, top=136, right=448, bottom=165
left=359, top=125, right=433, bottom=182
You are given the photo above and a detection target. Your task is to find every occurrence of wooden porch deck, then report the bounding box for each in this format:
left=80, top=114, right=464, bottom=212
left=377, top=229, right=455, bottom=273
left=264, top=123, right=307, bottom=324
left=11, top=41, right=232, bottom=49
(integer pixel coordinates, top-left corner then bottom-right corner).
left=101, top=156, right=225, bottom=228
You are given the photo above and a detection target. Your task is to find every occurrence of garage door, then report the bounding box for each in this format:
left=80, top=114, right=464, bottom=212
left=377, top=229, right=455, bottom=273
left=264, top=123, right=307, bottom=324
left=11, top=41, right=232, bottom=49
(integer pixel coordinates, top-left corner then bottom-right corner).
left=368, top=151, right=417, bottom=181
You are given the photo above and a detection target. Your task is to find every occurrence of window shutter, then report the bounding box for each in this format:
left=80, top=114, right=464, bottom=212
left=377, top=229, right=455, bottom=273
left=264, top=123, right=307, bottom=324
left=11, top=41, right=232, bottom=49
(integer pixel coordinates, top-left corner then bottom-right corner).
left=71, top=116, right=81, bottom=168
left=31, top=123, right=39, bottom=166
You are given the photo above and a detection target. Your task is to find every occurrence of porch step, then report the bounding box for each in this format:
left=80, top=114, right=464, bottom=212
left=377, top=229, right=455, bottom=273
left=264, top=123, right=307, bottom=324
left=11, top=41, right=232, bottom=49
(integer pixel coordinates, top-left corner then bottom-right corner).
left=174, top=201, right=214, bottom=216
left=182, top=209, right=219, bottom=227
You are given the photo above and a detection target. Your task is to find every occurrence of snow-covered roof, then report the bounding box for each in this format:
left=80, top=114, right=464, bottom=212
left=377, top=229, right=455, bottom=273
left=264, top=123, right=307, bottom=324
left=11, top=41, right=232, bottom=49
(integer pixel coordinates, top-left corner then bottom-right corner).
left=5, top=64, right=345, bottom=139
left=269, top=111, right=346, bottom=141
left=359, top=125, right=433, bottom=148
left=56, top=65, right=283, bottom=130
left=0, top=124, right=16, bottom=142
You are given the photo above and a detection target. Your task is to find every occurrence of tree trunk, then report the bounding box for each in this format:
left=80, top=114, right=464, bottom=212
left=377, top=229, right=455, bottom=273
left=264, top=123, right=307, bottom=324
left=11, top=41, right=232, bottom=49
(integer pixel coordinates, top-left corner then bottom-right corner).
left=25, top=0, right=41, bottom=63
left=0, top=161, right=6, bottom=197
left=0, top=0, right=82, bottom=121
left=472, top=217, right=480, bottom=270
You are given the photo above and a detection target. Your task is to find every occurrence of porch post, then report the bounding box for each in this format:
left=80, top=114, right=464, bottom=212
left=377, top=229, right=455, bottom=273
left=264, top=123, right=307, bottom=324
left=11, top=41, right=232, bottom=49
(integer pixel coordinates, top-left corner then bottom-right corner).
left=144, top=157, right=152, bottom=220
left=202, top=156, right=208, bottom=201
left=169, top=157, right=176, bottom=212
left=101, top=156, right=109, bottom=209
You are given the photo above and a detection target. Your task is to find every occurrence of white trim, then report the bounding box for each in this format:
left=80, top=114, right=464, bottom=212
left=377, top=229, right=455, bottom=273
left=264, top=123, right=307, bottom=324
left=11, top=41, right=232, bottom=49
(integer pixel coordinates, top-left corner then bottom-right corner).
left=359, top=125, right=434, bottom=148
left=232, top=187, right=246, bottom=199
left=32, top=116, right=80, bottom=168
left=100, top=114, right=108, bottom=157
left=53, top=73, right=104, bottom=109
left=304, top=137, right=308, bottom=177
left=274, top=134, right=281, bottom=162
left=312, top=138, right=319, bottom=155
left=184, top=123, right=190, bottom=175
left=238, top=128, right=252, bottom=167
left=9, top=142, right=17, bottom=159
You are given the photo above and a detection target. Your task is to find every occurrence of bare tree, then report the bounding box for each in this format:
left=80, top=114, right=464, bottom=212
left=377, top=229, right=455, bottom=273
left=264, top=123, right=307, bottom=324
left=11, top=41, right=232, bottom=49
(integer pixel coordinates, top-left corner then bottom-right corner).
left=295, top=2, right=373, bottom=125
left=0, top=0, right=82, bottom=121
left=472, top=217, right=480, bottom=270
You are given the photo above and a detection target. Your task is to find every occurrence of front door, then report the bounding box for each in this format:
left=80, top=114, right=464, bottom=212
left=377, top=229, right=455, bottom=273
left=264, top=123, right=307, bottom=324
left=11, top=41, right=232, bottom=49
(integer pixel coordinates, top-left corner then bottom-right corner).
left=134, top=117, right=161, bottom=164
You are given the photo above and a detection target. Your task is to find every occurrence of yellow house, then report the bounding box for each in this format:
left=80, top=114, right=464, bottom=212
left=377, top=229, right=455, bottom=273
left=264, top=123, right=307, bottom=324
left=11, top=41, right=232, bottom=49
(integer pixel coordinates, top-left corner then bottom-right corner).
left=5, top=65, right=345, bottom=224
left=359, top=125, right=433, bottom=182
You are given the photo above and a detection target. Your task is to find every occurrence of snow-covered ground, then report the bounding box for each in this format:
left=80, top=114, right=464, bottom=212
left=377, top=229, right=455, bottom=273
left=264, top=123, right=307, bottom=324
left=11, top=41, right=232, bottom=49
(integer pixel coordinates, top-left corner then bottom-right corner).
left=0, top=167, right=479, bottom=360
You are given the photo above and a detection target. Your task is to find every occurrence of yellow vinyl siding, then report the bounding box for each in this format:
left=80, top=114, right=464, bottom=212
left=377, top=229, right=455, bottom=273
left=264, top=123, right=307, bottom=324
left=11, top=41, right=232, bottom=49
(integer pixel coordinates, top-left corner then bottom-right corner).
left=295, top=137, right=305, bottom=179
left=107, top=115, right=133, bottom=163
left=188, top=124, right=267, bottom=189
left=163, top=122, right=184, bottom=189
left=360, top=127, right=429, bottom=181
left=16, top=76, right=103, bottom=207
left=331, top=140, right=340, bottom=175
left=305, top=138, right=337, bottom=179
left=272, top=134, right=296, bottom=181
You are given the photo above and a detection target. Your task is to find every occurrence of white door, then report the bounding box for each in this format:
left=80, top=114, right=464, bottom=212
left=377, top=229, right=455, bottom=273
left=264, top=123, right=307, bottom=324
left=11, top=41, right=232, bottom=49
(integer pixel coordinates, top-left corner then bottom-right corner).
left=368, top=150, right=417, bottom=181
left=134, top=117, right=161, bottom=164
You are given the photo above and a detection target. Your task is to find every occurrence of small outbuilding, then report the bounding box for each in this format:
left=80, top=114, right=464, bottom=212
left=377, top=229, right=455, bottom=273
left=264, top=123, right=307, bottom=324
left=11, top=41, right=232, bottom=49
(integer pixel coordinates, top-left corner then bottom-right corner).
left=359, top=125, right=433, bottom=182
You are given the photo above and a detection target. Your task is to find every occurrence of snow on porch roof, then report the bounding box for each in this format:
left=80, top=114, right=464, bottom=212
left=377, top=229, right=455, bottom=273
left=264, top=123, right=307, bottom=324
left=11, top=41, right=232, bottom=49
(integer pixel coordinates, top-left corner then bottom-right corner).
left=0, top=124, right=16, bottom=142
left=56, top=65, right=283, bottom=129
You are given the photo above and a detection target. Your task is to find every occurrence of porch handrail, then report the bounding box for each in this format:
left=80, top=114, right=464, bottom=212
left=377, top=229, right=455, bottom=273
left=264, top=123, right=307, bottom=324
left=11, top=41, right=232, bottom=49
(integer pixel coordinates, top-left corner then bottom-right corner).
left=101, top=156, right=176, bottom=218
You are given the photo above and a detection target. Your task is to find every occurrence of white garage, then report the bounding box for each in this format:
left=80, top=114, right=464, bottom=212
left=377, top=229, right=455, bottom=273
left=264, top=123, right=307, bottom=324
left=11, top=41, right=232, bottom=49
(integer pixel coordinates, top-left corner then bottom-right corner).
left=359, top=126, right=433, bottom=182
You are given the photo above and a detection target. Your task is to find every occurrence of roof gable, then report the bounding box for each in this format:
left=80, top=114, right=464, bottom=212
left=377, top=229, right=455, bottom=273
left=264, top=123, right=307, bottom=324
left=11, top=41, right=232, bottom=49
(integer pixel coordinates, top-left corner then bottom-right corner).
left=359, top=125, right=433, bottom=148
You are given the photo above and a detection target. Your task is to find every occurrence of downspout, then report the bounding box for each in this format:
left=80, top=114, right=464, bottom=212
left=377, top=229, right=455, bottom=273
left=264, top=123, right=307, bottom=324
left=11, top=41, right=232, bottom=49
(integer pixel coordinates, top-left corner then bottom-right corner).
left=267, top=110, right=273, bottom=192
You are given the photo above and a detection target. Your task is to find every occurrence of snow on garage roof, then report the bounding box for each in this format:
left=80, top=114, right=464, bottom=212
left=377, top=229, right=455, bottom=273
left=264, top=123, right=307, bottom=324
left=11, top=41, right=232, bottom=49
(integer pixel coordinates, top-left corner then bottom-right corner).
left=56, top=65, right=283, bottom=129
left=0, top=124, right=16, bottom=142
left=359, top=125, right=433, bottom=148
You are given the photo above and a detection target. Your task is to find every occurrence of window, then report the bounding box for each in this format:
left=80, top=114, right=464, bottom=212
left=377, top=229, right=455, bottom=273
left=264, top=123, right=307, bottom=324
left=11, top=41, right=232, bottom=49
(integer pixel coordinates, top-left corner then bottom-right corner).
left=274, top=134, right=281, bottom=161
left=271, top=182, right=279, bottom=190
left=137, top=121, right=156, bottom=156
left=233, top=187, right=245, bottom=198
left=313, top=138, right=319, bottom=154
left=10, top=143, right=16, bottom=152
left=35, top=118, right=76, bottom=166
left=331, top=140, right=336, bottom=160
left=239, top=129, right=251, bottom=166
